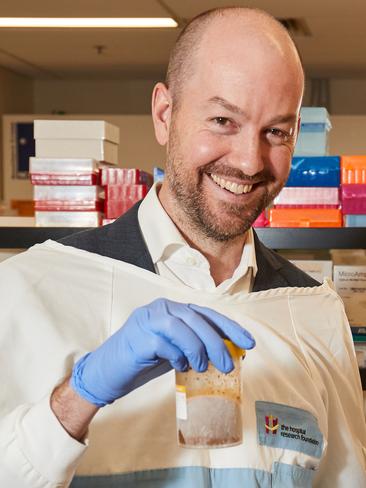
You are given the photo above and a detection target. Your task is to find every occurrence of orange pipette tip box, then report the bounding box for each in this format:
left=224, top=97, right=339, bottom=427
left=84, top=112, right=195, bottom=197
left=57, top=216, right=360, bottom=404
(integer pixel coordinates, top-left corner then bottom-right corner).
left=341, top=156, right=366, bottom=184
left=269, top=208, right=343, bottom=228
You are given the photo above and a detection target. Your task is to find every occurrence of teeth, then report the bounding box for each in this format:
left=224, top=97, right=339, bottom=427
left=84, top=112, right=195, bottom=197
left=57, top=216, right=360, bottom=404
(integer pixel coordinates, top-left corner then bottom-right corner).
left=210, top=174, right=253, bottom=194
left=229, top=182, right=238, bottom=193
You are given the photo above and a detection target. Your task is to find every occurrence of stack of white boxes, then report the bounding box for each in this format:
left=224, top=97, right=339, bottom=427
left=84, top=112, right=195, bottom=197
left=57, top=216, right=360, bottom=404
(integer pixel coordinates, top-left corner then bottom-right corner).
left=31, top=120, right=119, bottom=227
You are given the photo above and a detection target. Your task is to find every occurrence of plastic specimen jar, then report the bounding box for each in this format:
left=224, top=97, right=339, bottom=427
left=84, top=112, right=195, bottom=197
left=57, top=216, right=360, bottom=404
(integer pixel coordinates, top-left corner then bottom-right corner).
left=175, top=340, right=245, bottom=449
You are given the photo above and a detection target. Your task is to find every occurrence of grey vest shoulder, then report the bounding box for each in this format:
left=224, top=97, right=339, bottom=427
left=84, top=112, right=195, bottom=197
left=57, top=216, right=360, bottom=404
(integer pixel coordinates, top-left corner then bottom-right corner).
left=59, top=202, right=319, bottom=291
left=58, top=201, right=155, bottom=272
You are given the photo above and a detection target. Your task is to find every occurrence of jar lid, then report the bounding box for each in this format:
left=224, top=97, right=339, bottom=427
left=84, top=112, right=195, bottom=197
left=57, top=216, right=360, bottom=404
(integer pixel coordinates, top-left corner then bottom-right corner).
left=224, top=339, right=246, bottom=360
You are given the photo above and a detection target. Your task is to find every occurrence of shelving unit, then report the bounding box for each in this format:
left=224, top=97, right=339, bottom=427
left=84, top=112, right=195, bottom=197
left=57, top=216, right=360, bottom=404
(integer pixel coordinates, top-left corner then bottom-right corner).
left=1, top=225, right=365, bottom=388
left=0, top=226, right=87, bottom=249
left=256, top=227, right=366, bottom=250
left=0, top=226, right=365, bottom=249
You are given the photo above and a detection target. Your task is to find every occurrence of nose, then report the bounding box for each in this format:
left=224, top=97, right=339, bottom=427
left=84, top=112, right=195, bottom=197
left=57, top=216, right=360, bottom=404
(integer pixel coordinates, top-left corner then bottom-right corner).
left=229, top=129, right=265, bottom=177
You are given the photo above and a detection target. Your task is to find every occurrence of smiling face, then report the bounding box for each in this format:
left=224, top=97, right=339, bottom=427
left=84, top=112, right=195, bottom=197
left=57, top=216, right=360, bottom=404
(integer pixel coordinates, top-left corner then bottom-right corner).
left=155, top=13, right=304, bottom=242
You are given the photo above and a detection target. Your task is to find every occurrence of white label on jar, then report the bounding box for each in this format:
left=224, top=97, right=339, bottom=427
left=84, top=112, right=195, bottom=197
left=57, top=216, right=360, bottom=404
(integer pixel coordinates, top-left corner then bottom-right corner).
left=176, top=385, right=188, bottom=420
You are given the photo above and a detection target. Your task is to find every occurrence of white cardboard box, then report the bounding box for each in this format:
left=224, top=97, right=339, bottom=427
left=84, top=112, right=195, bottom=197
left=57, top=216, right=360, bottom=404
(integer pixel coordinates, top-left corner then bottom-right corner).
left=291, top=260, right=333, bottom=283
left=333, top=265, right=366, bottom=326
left=29, top=157, right=101, bottom=173
left=33, top=185, right=101, bottom=201
left=35, top=139, right=118, bottom=165
left=34, top=120, right=120, bottom=144
left=35, top=211, right=100, bottom=227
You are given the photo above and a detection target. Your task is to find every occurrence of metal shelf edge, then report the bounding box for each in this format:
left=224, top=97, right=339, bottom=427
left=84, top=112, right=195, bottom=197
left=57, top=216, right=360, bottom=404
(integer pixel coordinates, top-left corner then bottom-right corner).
left=0, top=227, right=90, bottom=248
left=0, top=227, right=365, bottom=249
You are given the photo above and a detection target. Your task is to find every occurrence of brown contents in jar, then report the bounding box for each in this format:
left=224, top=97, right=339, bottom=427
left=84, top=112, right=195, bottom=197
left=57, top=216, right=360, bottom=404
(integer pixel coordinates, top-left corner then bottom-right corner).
left=177, top=395, right=242, bottom=449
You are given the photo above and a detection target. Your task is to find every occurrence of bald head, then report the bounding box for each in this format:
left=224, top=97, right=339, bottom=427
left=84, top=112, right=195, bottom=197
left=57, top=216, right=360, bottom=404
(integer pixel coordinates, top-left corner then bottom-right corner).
left=166, top=7, right=304, bottom=106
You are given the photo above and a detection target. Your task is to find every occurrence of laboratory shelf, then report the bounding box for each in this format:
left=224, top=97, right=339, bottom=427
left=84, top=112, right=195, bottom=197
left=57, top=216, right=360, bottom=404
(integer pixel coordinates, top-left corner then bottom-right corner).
left=256, top=227, right=366, bottom=250
left=0, top=226, right=365, bottom=250
left=0, top=226, right=88, bottom=248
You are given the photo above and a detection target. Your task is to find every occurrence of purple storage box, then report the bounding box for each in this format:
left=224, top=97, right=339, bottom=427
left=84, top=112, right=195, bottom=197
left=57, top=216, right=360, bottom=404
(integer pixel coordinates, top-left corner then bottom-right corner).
left=341, top=184, right=366, bottom=214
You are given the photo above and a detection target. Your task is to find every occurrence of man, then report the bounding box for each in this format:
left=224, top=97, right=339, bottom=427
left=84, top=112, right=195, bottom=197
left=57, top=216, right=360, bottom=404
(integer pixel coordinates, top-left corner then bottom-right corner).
left=0, top=7, right=365, bottom=488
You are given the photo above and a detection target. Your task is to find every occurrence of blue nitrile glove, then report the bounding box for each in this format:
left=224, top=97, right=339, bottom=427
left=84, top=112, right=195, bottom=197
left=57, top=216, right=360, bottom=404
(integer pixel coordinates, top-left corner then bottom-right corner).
left=70, top=298, right=255, bottom=407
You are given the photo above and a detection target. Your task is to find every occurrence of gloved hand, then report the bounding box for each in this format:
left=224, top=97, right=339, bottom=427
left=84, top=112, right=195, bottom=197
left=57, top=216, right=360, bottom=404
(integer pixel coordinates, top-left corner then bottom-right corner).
left=71, top=298, right=255, bottom=407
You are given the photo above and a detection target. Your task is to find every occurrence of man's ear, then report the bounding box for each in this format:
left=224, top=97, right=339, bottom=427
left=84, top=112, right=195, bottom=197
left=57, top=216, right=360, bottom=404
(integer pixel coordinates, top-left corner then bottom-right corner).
left=151, top=82, right=172, bottom=146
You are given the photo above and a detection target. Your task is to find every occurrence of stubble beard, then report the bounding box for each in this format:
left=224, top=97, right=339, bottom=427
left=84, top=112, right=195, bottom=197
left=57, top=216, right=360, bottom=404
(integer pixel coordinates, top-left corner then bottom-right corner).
left=166, top=133, right=283, bottom=242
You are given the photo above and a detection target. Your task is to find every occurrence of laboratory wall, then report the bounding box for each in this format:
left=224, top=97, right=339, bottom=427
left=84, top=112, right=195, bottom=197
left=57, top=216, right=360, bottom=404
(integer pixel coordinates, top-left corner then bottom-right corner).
left=0, top=66, right=33, bottom=199
left=32, top=76, right=366, bottom=116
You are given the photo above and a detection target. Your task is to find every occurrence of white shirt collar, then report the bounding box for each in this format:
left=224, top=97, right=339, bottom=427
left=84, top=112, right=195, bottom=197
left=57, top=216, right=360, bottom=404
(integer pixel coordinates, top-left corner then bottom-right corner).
left=138, top=183, right=187, bottom=264
left=138, top=183, right=257, bottom=291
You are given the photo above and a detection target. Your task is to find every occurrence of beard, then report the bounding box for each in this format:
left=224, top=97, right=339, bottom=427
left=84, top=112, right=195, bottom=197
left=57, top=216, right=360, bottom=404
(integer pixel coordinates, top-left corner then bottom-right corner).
left=166, top=130, right=286, bottom=242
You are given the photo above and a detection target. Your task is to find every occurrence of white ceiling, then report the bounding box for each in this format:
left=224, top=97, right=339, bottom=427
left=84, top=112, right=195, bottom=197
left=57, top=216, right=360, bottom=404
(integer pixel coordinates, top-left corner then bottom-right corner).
left=0, top=0, right=365, bottom=80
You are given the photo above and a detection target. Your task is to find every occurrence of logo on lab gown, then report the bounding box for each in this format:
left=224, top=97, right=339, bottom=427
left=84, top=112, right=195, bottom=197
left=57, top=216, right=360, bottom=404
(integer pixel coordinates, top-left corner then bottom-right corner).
left=265, top=415, right=279, bottom=434
left=256, top=401, right=324, bottom=458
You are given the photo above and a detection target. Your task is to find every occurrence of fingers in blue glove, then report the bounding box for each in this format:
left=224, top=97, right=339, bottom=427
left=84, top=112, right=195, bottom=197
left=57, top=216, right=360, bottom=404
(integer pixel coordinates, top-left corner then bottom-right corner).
left=187, top=303, right=256, bottom=369
left=188, top=304, right=255, bottom=348
left=164, top=303, right=236, bottom=373
left=141, top=299, right=255, bottom=374
left=146, top=334, right=189, bottom=372
left=136, top=304, right=209, bottom=372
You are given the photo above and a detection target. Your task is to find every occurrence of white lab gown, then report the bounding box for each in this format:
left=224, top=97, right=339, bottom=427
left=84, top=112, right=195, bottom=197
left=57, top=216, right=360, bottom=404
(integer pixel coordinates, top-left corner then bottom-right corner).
left=0, top=241, right=365, bottom=487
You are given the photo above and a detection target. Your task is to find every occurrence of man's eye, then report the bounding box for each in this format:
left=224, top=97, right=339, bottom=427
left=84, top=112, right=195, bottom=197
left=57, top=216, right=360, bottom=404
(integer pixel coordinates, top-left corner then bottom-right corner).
left=270, top=128, right=286, bottom=138
left=213, top=117, right=230, bottom=126
left=267, top=128, right=291, bottom=143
